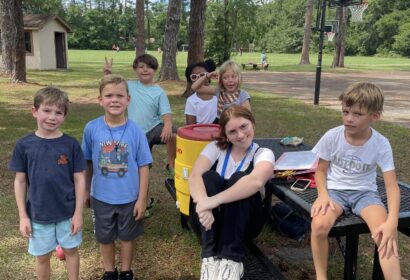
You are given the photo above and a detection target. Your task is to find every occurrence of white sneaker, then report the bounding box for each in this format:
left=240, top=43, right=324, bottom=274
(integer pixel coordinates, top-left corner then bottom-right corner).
left=217, top=259, right=244, bottom=280
left=200, top=257, right=220, bottom=280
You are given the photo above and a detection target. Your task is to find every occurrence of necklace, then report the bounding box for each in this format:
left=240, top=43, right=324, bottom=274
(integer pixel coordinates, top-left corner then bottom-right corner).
left=105, top=117, right=128, bottom=152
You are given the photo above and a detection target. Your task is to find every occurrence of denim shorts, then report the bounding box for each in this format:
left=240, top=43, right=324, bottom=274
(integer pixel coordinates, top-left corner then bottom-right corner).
left=91, top=197, right=143, bottom=244
left=146, top=123, right=177, bottom=150
left=28, top=218, right=82, bottom=256
left=328, top=189, right=385, bottom=216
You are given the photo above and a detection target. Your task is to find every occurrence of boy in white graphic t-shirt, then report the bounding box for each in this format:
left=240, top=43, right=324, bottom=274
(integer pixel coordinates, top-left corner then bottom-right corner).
left=310, top=82, right=401, bottom=280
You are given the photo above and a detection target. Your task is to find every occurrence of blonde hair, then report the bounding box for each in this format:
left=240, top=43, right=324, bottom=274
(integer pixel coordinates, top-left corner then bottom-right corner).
left=34, top=86, right=70, bottom=116
left=218, top=60, right=242, bottom=92
left=99, top=74, right=129, bottom=96
left=339, top=82, right=384, bottom=113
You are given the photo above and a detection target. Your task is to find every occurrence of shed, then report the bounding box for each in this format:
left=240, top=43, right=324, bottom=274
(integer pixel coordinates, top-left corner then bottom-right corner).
left=0, top=14, right=71, bottom=70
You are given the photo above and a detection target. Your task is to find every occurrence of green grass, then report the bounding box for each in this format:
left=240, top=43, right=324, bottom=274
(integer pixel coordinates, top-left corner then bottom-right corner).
left=0, top=50, right=410, bottom=279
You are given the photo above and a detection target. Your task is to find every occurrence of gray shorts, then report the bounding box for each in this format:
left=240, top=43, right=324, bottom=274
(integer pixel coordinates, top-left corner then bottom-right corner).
left=328, top=189, right=385, bottom=216
left=146, top=123, right=177, bottom=150
left=91, top=197, right=143, bottom=244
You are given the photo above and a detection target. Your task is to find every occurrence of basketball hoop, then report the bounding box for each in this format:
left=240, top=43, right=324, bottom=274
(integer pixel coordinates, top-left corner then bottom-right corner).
left=348, top=3, right=368, bottom=22
left=326, top=32, right=336, bottom=42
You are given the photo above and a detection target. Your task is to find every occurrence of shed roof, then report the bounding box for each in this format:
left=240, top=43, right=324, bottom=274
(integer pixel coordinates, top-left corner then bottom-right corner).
left=24, top=14, right=72, bottom=32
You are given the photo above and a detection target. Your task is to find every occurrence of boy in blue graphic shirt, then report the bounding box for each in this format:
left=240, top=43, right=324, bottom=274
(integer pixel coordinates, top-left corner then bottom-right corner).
left=9, top=86, right=86, bottom=280
left=82, top=74, right=152, bottom=280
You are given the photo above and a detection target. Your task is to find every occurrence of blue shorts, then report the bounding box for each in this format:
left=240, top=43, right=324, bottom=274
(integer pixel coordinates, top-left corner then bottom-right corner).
left=328, top=189, right=385, bottom=216
left=28, top=219, right=82, bottom=256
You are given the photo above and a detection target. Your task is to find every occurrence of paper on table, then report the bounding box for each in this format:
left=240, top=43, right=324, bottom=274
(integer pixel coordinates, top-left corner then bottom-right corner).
left=275, top=150, right=318, bottom=171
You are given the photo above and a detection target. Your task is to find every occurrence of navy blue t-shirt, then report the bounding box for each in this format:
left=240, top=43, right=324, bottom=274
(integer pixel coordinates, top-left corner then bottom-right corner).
left=9, top=133, right=86, bottom=224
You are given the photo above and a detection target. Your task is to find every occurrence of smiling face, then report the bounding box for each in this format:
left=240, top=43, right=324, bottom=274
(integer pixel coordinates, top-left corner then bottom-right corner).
left=32, top=103, right=66, bottom=137
left=99, top=82, right=130, bottom=119
left=342, top=103, right=380, bottom=140
left=190, top=66, right=209, bottom=85
left=225, top=116, right=255, bottom=150
left=221, top=68, right=240, bottom=93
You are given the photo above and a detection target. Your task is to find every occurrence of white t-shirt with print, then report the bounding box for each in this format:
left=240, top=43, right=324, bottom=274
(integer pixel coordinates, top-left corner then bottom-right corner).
left=312, top=125, right=395, bottom=191
left=184, top=93, right=217, bottom=124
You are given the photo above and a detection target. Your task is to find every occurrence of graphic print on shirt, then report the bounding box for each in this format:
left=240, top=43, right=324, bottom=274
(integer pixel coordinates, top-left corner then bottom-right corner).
left=332, top=154, right=371, bottom=174
left=98, top=140, right=129, bottom=177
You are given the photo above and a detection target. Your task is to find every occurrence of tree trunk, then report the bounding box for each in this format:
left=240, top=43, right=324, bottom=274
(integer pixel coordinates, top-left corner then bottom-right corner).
left=0, top=0, right=26, bottom=83
left=222, top=0, right=230, bottom=63
left=332, top=6, right=347, bottom=68
left=187, top=0, right=206, bottom=66
left=158, top=0, right=181, bottom=81
left=300, top=0, right=314, bottom=65
left=135, top=0, right=145, bottom=57
left=145, top=0, right=151, bottom=50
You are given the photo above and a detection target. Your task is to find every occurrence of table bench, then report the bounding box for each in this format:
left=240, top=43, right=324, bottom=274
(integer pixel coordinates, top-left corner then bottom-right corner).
left=241, top=63, right=269, bottom=70
left=254, top=138, right=410, bottom=280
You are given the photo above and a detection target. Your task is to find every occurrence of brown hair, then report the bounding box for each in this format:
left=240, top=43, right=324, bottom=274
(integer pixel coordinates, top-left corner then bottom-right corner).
left=216, top=105, right=255, bottom=150
left=132, top=53, right=159, bottom=70
left=339, top=82, right=384, bottom=113
left=34, top=86, right=70, bottom=116
left=99, top=74, right=129, bottom=96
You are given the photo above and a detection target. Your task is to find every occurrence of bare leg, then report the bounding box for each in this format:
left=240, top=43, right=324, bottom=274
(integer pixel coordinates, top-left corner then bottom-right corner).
left=100, top=242, right=116, bottom=271
left=166, top=134, right=176, bottom=170
left=120, top=240, right=134, bottom=272
left=36, top=252, right=52, bottom=280
left=63, top=247, right=79, bottom=280
left=310, top=205, right=342, bottom=280
left=360, top=205, right=401, bottom=280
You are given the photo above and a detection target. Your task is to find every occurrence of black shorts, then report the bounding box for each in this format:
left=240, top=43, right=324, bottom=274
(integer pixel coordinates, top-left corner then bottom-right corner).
left=146, top=123, right=177, bottom=150
left=91, top=197, right=144, bottom=244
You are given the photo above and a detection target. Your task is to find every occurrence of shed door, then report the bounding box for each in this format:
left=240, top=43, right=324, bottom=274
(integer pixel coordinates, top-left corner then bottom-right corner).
left=55, top=32, right=67, bottom=69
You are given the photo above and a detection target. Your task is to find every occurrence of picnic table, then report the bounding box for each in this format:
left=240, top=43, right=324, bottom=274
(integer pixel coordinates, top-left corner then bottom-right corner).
left=254, top=137, right=410, bottom=280
left=241, top=62, right=269, bottom=70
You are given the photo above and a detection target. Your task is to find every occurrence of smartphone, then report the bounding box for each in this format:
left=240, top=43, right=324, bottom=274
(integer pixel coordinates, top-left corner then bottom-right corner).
left=290, top=179, right=311, bottom=192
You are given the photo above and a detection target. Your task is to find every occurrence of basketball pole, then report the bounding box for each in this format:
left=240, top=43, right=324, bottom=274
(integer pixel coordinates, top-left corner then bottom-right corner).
left=314, top=0, right=327, bottom=105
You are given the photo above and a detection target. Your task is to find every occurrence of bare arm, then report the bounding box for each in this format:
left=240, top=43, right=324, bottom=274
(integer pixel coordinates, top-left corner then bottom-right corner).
left=241, top=99, right=251, bottom=111
left=191, top=71, right=218, bottom=94
left=14, top=172, right=31, bottom=238
left=194, top=160, right=274, bottom=212
left=160, top=113, right=173, bottom=143
left=133, top=165, right=150, bottom=220
left=71, top=171, right=86, bottom=235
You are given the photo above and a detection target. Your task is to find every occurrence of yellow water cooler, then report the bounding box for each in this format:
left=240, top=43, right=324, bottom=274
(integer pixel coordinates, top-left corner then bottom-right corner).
left=174, top=124, right=220, bottom=215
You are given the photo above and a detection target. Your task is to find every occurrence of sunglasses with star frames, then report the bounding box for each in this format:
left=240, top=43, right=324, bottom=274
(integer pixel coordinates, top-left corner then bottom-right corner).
left=190, top=72, right=208, bottom=82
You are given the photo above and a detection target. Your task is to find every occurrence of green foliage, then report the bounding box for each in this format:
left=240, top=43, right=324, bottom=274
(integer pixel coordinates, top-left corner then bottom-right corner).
left=393, top=22, right=410, bottom=57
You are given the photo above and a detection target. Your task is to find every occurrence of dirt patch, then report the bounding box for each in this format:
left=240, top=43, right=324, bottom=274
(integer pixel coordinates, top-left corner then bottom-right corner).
left=242, top=71, right=410, bottom=128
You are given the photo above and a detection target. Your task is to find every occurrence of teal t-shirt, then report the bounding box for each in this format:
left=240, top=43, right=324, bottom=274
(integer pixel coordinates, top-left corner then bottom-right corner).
left=127, top=80, right=172, bottom=133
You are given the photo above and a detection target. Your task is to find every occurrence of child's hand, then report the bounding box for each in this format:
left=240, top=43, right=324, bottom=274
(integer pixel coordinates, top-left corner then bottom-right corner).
left=206, top=71, right=219, bottom=81
left=311, top=195, right=336, bottom=217
left=71, top=213, right=83, bottom=235
left=133, top=199, right=147, bottom=220
left=103, top=57, right=113, bottom=75
left=160, top=125, right=172, bottom=143
left=19, top=217, right=32, bottom=238
left=197, top=209, right=215, bottom=231
left=372, top=221, right=399, bottom=259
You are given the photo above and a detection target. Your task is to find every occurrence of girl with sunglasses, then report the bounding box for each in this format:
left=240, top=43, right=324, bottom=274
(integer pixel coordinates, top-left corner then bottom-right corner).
left=191, top=60, right=251, bottom=123
left=184, top=60, right=219, bottom=125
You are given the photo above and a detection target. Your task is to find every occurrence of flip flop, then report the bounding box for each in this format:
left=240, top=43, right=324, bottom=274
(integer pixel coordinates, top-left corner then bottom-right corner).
left=144, top=197, right=156, bottom=218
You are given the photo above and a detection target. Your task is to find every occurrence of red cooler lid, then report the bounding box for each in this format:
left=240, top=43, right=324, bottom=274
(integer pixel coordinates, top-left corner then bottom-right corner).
left=177, top=124, right=220, bottom=141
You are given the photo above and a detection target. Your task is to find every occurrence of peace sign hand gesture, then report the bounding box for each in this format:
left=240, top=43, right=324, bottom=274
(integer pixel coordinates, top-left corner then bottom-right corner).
left=103, top=57, right=113, bottom=75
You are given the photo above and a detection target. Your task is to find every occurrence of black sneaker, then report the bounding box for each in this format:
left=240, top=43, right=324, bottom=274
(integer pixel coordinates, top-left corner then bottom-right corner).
left=119, top=270, right=134, bottom=280
left=101, top=269, right=118, bottom=280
